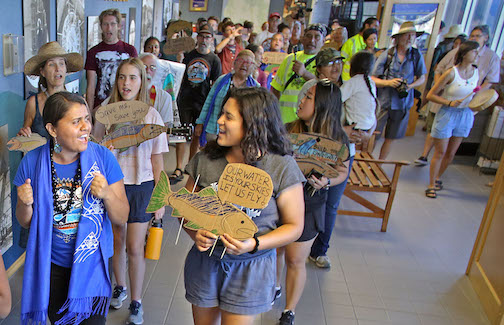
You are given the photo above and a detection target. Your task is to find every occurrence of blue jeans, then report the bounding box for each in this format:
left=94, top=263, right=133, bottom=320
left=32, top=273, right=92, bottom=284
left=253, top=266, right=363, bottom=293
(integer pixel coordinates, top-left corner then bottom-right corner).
left=310, top=156, right=354, bottom=257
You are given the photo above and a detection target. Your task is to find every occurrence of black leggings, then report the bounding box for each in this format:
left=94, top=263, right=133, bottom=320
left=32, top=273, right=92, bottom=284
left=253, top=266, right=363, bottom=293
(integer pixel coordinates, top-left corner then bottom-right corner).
left=48, top=263, right=106, bottom=325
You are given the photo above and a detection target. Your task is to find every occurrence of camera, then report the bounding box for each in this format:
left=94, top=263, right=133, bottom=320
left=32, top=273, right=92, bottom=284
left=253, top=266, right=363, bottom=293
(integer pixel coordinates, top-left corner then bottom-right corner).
left=291, top=1, right=312, bottom=20
left=396, top=79, right=409, bottom=99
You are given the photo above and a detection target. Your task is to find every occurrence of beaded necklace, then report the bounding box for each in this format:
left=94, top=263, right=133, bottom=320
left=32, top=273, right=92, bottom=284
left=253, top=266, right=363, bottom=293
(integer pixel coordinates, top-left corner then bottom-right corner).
left=50, top=144, right=81, bottom=215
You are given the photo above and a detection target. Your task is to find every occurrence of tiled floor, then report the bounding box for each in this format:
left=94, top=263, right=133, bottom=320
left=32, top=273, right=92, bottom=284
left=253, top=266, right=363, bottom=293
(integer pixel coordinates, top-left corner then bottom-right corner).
left=3, top=125, right=494, bottom=324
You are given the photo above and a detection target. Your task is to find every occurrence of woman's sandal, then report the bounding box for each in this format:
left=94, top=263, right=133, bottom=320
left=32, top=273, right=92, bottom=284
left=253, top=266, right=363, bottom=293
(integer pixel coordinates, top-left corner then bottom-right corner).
left=425, top=188, right=437, bottom=199
left=169, top=168, right=184, bottom=184
left=434, top=180, right=443, bottom=191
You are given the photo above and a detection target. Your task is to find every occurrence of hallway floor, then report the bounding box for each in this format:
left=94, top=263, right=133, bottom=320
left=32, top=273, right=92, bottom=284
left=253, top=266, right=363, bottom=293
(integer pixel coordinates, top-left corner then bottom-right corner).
left=3, top=125, right=494, bottom=325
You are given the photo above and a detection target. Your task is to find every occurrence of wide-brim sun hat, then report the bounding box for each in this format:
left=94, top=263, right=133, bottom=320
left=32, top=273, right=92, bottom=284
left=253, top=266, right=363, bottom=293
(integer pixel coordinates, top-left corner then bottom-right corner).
left=24, top=41, right=84, bottom=76
left=444, top=24, right=466, bottom=39
left=392, top=21, right=424, bottom=38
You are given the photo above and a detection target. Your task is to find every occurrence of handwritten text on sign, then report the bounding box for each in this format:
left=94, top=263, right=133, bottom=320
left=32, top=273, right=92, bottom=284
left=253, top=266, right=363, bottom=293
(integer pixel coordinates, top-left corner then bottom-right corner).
left=95, top=100, right=150, bottom=125
left=218, top=163, right=273, bottom=209
left=163, top=37, right=196, bottom=55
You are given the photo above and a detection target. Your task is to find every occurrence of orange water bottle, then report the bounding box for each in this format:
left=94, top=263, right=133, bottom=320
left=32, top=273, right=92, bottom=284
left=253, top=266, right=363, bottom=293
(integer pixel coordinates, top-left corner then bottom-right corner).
left=145, top=219, right=163, bottom=260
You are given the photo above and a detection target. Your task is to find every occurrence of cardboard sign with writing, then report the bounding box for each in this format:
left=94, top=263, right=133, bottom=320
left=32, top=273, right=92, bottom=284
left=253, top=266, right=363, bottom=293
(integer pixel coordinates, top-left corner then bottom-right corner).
left=146, top=171, right=258, bottom=240
left=163, top=37, right=196, bottom=55
left=95, top=100, right=149, bottom=126
left=218, top=163, right=273, bottom=209
left=290, top=133, right=349, bottom=177
left=7, top=133, right=47, bottom=153
left=166, top=20, right=193, bottom=39
left=262, top=51, right=288, bottom=65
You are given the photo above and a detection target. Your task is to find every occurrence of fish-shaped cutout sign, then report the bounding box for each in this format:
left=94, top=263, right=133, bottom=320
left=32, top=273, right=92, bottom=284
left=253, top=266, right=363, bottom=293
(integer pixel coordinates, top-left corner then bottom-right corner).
left=7, top=133, right=47, bottom=153
left=100, top=124, right=166, bottom=150
left=147, top=163, right=274, bottom=240
left=289, top=133, right=349, bottom=177
left=146, top=171, right=258, bottom=240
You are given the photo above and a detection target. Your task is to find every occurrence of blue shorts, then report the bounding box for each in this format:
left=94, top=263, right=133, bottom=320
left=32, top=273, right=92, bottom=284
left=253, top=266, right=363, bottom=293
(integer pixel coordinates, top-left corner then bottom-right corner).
left=184, top=245, right=276, bottom=315
left=125, top=181, right=154, bottom=223
left=431, top=106, right=474, bottom=139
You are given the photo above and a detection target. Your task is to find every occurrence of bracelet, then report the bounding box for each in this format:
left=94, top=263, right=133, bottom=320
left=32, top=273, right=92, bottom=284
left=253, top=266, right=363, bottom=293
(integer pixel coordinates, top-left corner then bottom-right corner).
left=250, top=234, right=259, bottom=254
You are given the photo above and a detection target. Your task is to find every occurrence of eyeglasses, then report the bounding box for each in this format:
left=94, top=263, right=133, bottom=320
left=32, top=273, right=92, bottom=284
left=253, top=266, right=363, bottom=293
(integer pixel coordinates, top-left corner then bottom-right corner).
left=235, top=58, right=254, bottom=66
left=144, top=65, right=157, bottom=71
left=324, top=59, right=342, bottom=66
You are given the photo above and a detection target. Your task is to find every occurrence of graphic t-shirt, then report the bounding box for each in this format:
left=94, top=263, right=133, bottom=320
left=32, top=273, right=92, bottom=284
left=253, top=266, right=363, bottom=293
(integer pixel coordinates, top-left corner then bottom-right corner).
left=85, top=41, right=138, bottom=108
left=13, top=144, right=124, bottom=268
left=178, top=50, right=222, bottom=112
left=185, top=151, right=305, bottom=261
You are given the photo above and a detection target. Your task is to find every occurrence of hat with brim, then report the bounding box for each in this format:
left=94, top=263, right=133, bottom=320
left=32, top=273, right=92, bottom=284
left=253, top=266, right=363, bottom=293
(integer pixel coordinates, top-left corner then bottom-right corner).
left=316, top=47, right=344, bottom=66
left=392, top=21, right=424, bottom=38
left=24, top=41, right=84, bottom=76
left=198, top=23, right=214, bottom=36
left=269, top=12, right=281, bottom=19
left=444, top=24, right=466, bottom=39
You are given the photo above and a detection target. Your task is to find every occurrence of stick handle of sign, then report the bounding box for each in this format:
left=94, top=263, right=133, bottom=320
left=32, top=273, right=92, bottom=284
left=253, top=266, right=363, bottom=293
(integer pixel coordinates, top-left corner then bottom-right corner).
left=209, top=236, right=219, bottom=257
left=175, top=174, right=201, bottom=245
left=220, top=247, right=227, bottom=259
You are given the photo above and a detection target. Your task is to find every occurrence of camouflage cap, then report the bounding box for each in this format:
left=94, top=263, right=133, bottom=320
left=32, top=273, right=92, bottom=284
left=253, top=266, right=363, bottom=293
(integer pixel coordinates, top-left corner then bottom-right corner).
left=315, top=47, right=344, bottom=66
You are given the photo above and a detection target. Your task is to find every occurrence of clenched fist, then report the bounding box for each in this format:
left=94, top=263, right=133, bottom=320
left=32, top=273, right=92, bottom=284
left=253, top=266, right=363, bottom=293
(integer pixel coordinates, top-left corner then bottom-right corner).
left=90, top=172, right=110, bottom=199
left=18, top=179, right=33, bottom=206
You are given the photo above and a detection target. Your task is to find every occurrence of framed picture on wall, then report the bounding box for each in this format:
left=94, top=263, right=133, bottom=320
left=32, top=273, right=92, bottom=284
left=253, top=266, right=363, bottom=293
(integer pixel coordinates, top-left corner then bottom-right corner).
left=87, top=16, right=101, bottom=50
left=129, top=8, right=136, bottom=46
left=141, top=0, right=154, bottom=50
left=56, top=0, right=85, bottom=58
left=189, top=0, right=208, bottom=12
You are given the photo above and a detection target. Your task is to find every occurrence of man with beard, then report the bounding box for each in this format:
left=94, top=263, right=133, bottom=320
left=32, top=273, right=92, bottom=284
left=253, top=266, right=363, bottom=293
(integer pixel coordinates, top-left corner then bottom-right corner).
left=85, top=8, right=137, bottom=112
left=140, top=53, right=173, bottom=126
left=170, top=23, right=221, bottom=184
left=271, top=24, right=325, bottom=123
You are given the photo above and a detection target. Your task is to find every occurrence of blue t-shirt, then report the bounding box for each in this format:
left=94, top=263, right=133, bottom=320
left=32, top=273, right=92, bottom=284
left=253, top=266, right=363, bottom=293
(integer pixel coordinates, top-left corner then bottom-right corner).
left=14, top=144, right=124, bottom=268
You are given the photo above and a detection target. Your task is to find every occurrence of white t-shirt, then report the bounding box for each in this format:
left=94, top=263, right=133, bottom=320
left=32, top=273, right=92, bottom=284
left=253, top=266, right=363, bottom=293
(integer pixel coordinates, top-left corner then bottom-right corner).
left=255, top=30, right=275, bottom=46
left=151, top=84, right=173, bottom=125
left=340, top=74, right=377, bottom=130
left=113, top=107, right=169, bottom=185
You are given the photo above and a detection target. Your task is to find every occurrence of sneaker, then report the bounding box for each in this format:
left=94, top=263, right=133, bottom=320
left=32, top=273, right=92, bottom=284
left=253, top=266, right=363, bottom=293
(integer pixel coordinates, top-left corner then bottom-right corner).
left=127, top=301, right=144, bottom=325
left=279, top=310, right=295, bottom=325
left=110, top=286, right=127, bottom=309
left=271, top=286, right=282, bottom=305
left=414, top=156, right=429, bottom=166
left=309, top=255, right=331, bottom=268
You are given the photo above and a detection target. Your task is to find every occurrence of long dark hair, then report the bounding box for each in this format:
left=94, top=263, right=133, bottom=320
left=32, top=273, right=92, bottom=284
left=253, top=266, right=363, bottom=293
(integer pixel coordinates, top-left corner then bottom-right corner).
left=203, top=87, right=292, bottom=164
left=350, top=52, right=378, bottom=109
left=289, top=80, right=348, bottom=144
left=455, top=41, right=479, bottom=65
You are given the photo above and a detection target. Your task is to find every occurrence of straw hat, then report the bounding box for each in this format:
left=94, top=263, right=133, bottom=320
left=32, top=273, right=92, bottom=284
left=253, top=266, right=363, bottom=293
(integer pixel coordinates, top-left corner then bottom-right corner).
left=24, top=41, right=83, bottom=76
left=392, top=21, right=424, bottom=38
left=444, top=24, right=466, bottom=39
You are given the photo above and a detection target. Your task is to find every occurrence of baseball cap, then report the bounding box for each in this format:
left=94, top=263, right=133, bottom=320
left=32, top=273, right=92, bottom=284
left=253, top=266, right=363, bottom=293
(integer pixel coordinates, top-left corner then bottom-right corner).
left=198, top=22, right=214, bottom=36
left=269, top=12, right=281, bottom=19
left=316, top=47, right=344, bottom=67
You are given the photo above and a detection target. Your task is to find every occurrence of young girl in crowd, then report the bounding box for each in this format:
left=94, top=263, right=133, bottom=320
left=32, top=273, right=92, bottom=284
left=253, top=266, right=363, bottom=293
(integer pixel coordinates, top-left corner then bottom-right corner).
left=276, top=80, right=350, bottom=325
left=183, top=87, right=305, bottom=325
left=97, top=58, right=169, bottom=324
left=340, top=51, right=378, bottom=152
left=15, top=92, right=128, bottom=324
left=426, top=41, right=480, bottom=198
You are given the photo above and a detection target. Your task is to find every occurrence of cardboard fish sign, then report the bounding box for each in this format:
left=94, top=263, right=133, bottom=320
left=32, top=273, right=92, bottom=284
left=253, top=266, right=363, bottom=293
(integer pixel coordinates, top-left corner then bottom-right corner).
left=7, top=133, right=47, bottom=153
left=147, top=164, right=274, bottom=240
left=262, top=51, right=288, bottom=65
left=95, top=100, right=150, bottom=127
left=100, top=124, right=166, bottom=150
left=290, top=133, right=349, bottom=177
left=166, top=20, right=193, bottom=39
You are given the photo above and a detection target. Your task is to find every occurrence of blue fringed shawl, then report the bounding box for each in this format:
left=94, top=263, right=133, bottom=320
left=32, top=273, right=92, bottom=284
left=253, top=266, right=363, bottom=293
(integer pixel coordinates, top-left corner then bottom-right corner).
left=20, top=142, right=113, bottom=325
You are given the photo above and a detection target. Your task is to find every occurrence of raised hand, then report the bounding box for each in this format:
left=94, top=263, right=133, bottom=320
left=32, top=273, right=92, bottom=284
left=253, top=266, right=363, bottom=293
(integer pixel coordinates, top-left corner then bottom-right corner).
left=18, top=179, right=33, bottom=206
left=90, top=172, right=110, bottom=199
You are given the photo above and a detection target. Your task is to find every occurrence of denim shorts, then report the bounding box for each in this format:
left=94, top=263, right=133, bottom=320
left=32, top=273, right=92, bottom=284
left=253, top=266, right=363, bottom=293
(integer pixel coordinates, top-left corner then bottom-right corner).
left=125, top=181, right=154, bottom=223
left=431, top=106, right=474, bottom=139
left=184, top=245, right=276, bottom=315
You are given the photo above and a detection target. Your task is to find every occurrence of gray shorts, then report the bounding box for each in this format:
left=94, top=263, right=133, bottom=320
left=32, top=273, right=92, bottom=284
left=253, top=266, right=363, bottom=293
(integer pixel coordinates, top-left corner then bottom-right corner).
left=378, top=107, right=410, bottom=139
left=184, top=245, right=276, bottom=315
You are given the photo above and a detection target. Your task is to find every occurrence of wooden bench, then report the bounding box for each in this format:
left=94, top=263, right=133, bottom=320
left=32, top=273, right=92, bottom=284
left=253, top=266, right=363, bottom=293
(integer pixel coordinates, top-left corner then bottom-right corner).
left=337, top=152, right=410, bottom=232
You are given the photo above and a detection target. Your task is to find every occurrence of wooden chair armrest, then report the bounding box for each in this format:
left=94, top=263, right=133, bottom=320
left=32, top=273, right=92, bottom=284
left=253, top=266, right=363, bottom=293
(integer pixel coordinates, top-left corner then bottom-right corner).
left=353, top=157, right=411, bottom=166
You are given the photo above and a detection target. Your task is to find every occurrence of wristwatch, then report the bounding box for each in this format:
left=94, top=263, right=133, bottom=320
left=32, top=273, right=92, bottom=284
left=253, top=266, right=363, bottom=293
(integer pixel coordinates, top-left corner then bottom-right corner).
left=250, top=234, right=259, bottom=254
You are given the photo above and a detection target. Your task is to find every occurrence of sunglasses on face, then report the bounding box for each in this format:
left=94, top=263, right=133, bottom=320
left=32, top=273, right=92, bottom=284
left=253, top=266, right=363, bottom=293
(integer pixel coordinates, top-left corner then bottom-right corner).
left=144, top=65, right=157, bottom=71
